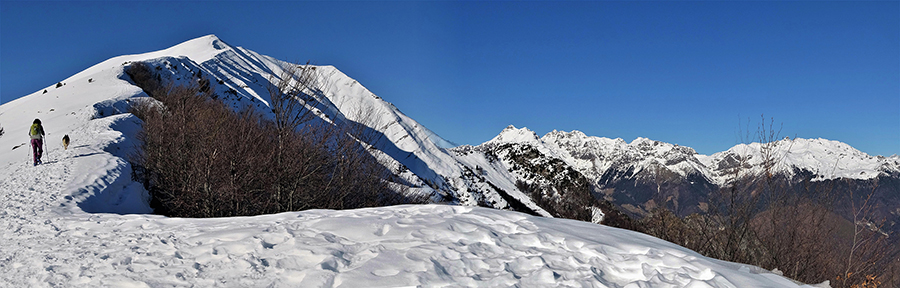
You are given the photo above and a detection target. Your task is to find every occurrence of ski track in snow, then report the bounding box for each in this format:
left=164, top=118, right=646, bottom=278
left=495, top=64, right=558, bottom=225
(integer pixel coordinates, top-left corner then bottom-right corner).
left=0, top=35, right=823, bottom=287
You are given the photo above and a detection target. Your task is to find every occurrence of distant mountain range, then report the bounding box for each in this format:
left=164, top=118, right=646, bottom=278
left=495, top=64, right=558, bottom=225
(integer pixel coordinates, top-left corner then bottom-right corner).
left=470, top=126, right=900, bottom=224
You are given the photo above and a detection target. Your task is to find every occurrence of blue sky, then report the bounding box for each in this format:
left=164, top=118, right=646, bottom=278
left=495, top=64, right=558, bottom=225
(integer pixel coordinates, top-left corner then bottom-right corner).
left=1, top=1, right=898, bottom=156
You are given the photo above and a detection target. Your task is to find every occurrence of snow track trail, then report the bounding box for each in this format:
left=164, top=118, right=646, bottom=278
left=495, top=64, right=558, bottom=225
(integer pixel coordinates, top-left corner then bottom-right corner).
left=1, top=143, right=77, bottom=286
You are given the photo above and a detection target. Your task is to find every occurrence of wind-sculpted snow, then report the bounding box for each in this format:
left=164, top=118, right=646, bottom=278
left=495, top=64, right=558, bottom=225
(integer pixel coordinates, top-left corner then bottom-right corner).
left=0, top=35, right=831, bottom=287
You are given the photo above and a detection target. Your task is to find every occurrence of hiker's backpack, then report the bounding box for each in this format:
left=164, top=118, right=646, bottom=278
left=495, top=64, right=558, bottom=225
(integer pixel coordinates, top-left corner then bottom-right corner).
left=30, top=124, right=43, bottom=138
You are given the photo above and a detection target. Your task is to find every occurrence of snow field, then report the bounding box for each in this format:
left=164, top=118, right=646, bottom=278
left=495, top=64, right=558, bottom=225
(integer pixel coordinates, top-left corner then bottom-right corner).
left=0, top=196, right=815, bottom=287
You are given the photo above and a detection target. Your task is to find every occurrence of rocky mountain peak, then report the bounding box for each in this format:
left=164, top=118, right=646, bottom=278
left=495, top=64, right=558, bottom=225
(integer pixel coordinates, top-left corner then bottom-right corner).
left=488, top=125, right=542, bottom=145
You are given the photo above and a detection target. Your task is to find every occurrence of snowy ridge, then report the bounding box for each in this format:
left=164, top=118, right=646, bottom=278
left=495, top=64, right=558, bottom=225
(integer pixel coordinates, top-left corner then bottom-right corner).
left=0, top=35, right=835, bottom=286
left=536, top=129, right=898, bottom=187
left=58, top=35, right=229, bottom=85
left=542, top=130, right=711, bottom=184
left=311, top=65, right=463, bottom=194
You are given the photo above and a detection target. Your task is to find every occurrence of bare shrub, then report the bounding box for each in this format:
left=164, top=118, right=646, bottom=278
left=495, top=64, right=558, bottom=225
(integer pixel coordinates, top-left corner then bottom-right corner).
left=638, top=115, right=895, bottom=287
left=128, top=61, right=415, bottom=218
left=641, top=208, right=691, bottom=247
left=266, top=61, right=415, bottom=211
left=834, top=182, right=893, bottom=288
left=267, top=61, right=324, bottom=210
left=126, top=62, right=162, bottom=97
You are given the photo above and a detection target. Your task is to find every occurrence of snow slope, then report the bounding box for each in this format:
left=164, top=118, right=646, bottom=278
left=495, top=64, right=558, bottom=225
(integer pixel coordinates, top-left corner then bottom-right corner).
left=0, top=35, right=823, bottom=287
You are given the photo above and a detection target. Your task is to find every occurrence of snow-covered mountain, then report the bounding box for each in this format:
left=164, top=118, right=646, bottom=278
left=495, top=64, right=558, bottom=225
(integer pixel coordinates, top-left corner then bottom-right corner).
left=700, top=137, right=900, bottom=182
left=540, top=128, right=900, bottom=187
left=464, top=125, right=900, bottom=219
left=0, top=34, right=836, bottom=286
left=110, top=36, right=557, bottom=216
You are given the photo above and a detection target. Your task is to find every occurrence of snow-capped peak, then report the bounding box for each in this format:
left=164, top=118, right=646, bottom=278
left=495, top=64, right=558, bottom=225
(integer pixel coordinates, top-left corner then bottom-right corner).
left=487, top=125, right=542, bottom=144
left=53, top=35, right=234, bottom=86
left=159, top=34, right=233, bottom=63
left=630, top=137, right=655, bottom=145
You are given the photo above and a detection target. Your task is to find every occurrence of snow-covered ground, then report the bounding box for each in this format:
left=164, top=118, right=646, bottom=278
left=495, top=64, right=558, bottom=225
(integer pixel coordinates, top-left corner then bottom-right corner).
left=0, top=156, right=819, bottom=287
left=0, top=35, right=825, bottom=287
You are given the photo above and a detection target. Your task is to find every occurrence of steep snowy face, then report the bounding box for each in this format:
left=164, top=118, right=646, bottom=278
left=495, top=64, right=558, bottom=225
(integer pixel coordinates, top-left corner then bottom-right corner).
left=109, top=35, right=483, bottom=203
left=540, top=130, right=626, bottom=180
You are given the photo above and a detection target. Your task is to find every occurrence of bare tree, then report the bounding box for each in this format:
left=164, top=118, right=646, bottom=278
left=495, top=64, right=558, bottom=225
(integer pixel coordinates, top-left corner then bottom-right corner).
left=129, top=60, right=422, bottom=218
left=266, top=61, right=411, bottom=211
left=268, top=61, right=321, bottom=141
left=267, top=61, right=324, bottom=210
left=616, top=114, right=895, bottom=286
left=836, top=182, right=891, bottom=288
left=753, top=116, right=832, bottom=281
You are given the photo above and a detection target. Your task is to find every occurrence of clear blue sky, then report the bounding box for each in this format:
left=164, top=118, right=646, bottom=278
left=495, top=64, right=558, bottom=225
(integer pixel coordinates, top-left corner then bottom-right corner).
left=2, top=1, right=898, bottom=156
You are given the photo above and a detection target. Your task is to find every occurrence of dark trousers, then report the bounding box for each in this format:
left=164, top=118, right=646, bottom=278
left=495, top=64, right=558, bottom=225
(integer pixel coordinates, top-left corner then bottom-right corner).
left=31, top=138, right=43, bottom=164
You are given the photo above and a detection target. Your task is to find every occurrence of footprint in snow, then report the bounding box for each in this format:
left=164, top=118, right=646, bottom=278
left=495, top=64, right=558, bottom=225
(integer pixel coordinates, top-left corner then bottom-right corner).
left=374, top=223, right=390, bottom=236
